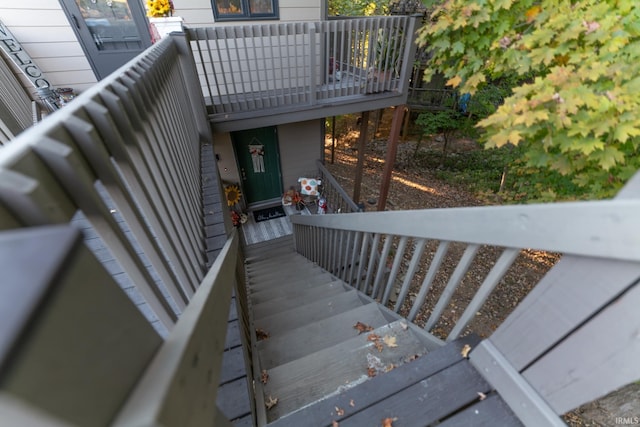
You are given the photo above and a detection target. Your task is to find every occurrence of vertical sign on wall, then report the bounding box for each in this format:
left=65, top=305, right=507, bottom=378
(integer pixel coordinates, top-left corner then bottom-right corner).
left=0, top=20, right=52, bottom=89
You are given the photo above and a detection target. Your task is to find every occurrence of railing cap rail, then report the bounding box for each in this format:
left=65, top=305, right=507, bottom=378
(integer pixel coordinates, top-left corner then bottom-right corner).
left=291, top=199, right=640, bottom=262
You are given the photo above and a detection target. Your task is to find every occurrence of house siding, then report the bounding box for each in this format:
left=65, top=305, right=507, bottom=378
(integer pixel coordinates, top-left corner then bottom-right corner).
left=0, top=0, right=323, bottom=95
left=277, top=119, right=323, bottom=190
left=0, top=1, right=98, bottom=96
left=174, top=0, right=323, bottom=26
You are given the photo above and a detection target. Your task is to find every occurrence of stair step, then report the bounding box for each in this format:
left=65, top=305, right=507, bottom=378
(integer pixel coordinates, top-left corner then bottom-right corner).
left=245, top=261, right=320, bottom=280
left=252, top=281, right=348, bottom=319
left=254, top=290, right=368, bottom=338
left=244, top=235, right=293, bottom=253
left=261, top=320, right=430, bottom=422
left=249, top=270, right=336, bottom=296
left=245, top=242, right=297, bottom=263
left=258, top=303, right=392, bottom=370
left=245, top=251, right=300, bottom=270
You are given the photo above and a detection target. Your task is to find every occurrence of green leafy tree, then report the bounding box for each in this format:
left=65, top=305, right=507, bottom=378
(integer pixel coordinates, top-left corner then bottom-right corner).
left=418, top=0, right=640, bottom=197
left=328, top=0, right=388, bottom=16
left=415, top=110, right=464, bottom=164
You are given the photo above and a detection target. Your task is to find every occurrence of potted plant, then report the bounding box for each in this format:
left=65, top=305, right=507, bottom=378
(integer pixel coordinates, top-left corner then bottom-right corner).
left=282, top=187, right=305, bottom=211
left=147, top=0, right=183, bottom=41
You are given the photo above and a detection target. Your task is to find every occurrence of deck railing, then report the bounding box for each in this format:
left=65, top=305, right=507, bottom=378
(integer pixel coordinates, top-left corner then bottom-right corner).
left=291, top=181, right=640, bottom=344
left=316, top=159, right=362, bottom=213
left=0, top=34, right=212, bottom=332
left=187, top=16, right=418, bottom=118
left=0, top=54, right=34, bottom=145
left=0, top=33, right=251, bottom=425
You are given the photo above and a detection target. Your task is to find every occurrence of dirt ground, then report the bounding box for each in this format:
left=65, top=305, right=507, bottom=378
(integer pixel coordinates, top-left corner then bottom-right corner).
left=323, top=107, right=639, bottom=427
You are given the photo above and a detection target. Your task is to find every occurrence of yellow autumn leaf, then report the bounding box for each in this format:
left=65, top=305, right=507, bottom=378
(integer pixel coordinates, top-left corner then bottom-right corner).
left=508, top=130, right=522, bottom=145
left=461, top=344, right=472, bottom=358
left=265, top=395, right=278, bottom=410
left=525, top=5, right=541, bottom=23
left=383, top=335, right=398, bottom=348
left=446, top=75, right=462, bottom=88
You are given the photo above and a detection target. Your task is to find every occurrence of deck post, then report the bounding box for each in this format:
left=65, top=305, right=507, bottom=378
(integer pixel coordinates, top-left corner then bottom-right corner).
left=377, top=105, right=405, bottom=211
left=170, top=32, right=213, bottom=146
left=352, top=110, right=369, bottom=204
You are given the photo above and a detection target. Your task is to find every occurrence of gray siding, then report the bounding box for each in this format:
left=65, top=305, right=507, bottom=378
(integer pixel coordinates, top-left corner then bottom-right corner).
left=214, top=119, right=323, bottom=202
left=278, top=119, right=323, bottom=190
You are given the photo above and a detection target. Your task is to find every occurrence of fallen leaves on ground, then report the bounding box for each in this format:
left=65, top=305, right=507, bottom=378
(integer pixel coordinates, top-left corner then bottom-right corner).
left=367, top=333, right=399, bottom=352
left=382, top=417, right=397, bottom=427
left=400, top=322, right=408, bottom=331
left=461, top=344, right=472, bottom=358
left=478, top=392, right=487, bottom=401
left=383, top=335, right=398, bottom=348
left=367, top=353, right=393, bottom=377
left=332, top=421, right=339, bottom=427
left=368, top=333, right=384, bottom=352
left=354, top=321, right=374, bottom=334
left=256, top=328, right=270, bottom=341
left=261, top=369, right=269, bottom=384
left=265, top=395, right=278, bottom=410
left=349, top=399, right=355, bottom=407
left=335, top=406, right=345, bottom=416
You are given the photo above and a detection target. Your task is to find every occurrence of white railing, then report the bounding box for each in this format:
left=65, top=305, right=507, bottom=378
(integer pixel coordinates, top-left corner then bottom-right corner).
left=291, top=178, right=640, bottom=344
left=187, top=16, right=418, bottom=116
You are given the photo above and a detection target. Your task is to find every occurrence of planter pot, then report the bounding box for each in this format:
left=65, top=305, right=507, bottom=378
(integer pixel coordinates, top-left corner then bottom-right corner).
left=149, top=16, right=184, bottom=41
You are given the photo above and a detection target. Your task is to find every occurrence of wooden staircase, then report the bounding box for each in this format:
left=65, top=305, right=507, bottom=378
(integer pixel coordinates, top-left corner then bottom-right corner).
left=244, top=236, right=441, bottom=425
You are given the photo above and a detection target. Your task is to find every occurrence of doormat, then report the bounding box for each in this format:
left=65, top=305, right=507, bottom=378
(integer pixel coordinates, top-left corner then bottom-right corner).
left=253, top=205, right=286, bottom=223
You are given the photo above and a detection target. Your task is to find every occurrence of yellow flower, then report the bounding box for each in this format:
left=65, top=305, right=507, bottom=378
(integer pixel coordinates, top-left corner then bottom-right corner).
left=225, top=185, right=242, bottom=206
left=147, top=0, right=173, bottom=17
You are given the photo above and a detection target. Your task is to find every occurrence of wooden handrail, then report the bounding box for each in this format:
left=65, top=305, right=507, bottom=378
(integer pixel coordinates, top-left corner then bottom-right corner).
left=292, top=199, right=640, bottom=261
left=113, top=231, right=240, bottom=426
left=316, top=159, right=361, bottom=213
left=0, top=34, right=213, bottom=332
left=291, top=182, right=640, bottom=344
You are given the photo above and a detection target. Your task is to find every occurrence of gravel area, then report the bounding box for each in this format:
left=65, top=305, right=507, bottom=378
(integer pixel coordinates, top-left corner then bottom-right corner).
left=323, top=109, right=639, bottom=426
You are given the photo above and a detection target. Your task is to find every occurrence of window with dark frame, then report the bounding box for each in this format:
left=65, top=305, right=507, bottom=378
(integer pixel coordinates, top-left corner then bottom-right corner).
left=212, top=0, right=279, bottom=21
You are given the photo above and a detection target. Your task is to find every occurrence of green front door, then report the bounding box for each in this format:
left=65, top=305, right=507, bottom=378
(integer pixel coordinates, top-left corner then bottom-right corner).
left=232, top=127, right=283, bottom=205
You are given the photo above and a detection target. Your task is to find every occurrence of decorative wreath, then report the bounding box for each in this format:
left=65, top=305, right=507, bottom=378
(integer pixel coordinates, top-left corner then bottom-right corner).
left=225, top=185, right=242, bottom=206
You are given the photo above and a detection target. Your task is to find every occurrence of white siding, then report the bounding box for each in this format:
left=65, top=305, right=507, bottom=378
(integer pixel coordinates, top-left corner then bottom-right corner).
left=173, top=0, right=323, bottom=27
left=0, top=1, right=98, bottom=95
left=0, top=0, right=323, bottom=97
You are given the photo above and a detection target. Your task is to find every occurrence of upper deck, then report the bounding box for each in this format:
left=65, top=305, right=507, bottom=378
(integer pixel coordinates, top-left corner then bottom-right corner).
left=187, top=16, right=419, bottom=132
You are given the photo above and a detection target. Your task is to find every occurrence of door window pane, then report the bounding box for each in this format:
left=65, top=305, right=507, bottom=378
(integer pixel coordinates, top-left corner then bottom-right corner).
left=76, top=0, right=141, bottom=50
left=212, top=0, right=278, bottom=20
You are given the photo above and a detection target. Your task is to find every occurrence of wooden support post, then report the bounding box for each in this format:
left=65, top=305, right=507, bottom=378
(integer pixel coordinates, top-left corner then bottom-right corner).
left=402, top=106, right=411, bottom=141
left=352, top=111, right=369, bottom=204
left=377, top=105, right=405, bottom=212
left=331, top=116, right=336, bottom=164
